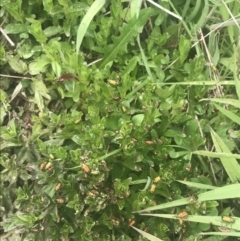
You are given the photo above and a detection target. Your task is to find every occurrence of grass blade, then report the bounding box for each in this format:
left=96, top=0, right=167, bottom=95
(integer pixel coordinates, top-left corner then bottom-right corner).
left=210, top=128, right=240, bottom=183
left=131, top=226, right=164, bottom=241
left=137, top=36, right=154, bottom=81
left=139, top=214, right=240, bottom=231
left=135, top=184, right=240, bottom=213
left=177, top=180, right=217, bottom=189
left=154, top=81, right=236, bottom=85
left=195, top=0, right=209, bottom=30
left=197, top=184, right=240, bottom=200
left=186, top=0, right=201, bottom=21
left=200, top=98, right=240, bottom=108
left=193, top=150, right=240, bottom=159
left=76, top=0, right=106, bottom=54
left=10, top=82, right=23, bottom=102
left=214, top=103, right=240, bottom=125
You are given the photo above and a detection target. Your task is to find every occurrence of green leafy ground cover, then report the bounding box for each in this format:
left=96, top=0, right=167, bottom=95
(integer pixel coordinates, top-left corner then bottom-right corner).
left=0, top=0, right=240, bottom=240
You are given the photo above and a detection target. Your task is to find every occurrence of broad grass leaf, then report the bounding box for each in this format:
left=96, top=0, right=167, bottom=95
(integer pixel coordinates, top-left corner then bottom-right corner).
left=210, top=128, right=240, bottom=183
left=76, top=0, right=106, bottom=53
left=131, top=226, right=164, bottom=241
left=98, top=8, right=152, bottom=68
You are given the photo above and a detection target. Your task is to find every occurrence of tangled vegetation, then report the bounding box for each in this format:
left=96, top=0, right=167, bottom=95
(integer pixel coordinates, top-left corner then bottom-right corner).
left=0, top=0, right=240, bottom=240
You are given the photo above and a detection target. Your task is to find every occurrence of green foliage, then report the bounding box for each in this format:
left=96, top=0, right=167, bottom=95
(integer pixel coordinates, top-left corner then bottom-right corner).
left=1, top=0, right=240, bottom=240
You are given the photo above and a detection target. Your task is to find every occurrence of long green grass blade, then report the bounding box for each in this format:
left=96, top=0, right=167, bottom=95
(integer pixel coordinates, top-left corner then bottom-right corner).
left=135, top=184, right=240, bottom=213
left=131, top=226, right=164, bottom=241
left=213, top=103, right=240, bottom=125
left=153, top=81, right=235, bottom=85
left=187, top=0, right=201, bottom=21
left=210, top=128, right=240, bottom=183
left=195, top=0, right=209, bottom=30
left=200, top=98, right=240, bottom=108
left=137, top=36, right=154, bottom=81
left=199, top=232, right=240, bottom=237
left=76, top=0, right=106, bottom=54
left=197, top=184, right=240, bottom=200
left=177, top=180, right=217, bottom=189
left=193, top=150, right=240, bottom=159
left=139, top=214, right=240, bottom=232
left=234, top=43, right=240, bottom=99
left=135, top=198, right=189, bottom=213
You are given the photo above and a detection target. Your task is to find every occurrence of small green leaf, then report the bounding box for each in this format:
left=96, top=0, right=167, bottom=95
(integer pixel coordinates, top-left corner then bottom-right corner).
left=28, top=55, right=50, bottom=75
left=43, top=0, right=53, bottom=13
left=31, top=79, right=51, bottom=111
left=27, top=19, right=47, bottom=43
left=31, top=79, right=51, bottom=100
left=4, top=23, right=27, bottom=34
left=51, top=60, right=61, bottom=77
left=34, top=91, right=44, bottom=112
left=179, top=35, right=191, bottom=63
left=44, top=26, right=62, bottom=37
left=132, top=114, right=144, bottom=126
left=7, top=55, right=28, bottom=74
